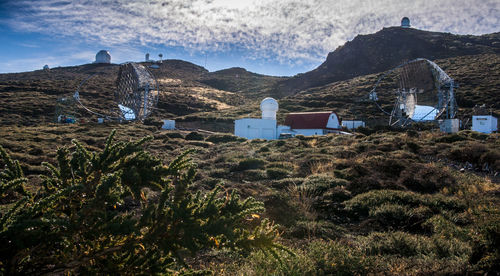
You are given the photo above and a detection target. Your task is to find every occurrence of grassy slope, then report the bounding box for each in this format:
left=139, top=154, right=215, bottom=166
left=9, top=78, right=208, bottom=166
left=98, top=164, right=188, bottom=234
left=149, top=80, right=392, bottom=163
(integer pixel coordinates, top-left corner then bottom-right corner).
left=0, top=123, right=499, bottom=274
left=279, top=54, right=500, bottom=125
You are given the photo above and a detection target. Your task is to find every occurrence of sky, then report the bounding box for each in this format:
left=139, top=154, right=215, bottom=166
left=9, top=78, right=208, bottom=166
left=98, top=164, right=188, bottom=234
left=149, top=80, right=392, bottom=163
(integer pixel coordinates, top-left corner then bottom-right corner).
left=0, top=0, right=499, bottom=76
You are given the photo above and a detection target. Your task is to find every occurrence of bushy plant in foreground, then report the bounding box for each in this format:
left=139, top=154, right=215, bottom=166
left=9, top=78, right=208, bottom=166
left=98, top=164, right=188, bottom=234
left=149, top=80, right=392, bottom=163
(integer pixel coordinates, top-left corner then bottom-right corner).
left=0, top=131, right=284, bottom=274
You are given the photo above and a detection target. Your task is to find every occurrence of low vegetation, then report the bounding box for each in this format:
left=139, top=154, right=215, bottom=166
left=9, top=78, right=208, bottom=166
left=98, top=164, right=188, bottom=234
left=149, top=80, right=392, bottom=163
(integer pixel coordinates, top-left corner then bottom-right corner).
left=0, top=131, right=285, bottom=274
left=0, top=124, right=498, bottom=274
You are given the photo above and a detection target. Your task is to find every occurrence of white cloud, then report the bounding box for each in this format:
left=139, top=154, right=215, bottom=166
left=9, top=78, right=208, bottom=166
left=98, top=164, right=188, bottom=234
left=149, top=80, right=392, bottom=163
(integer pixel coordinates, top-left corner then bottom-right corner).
left=4, top=0, right=500, bottom=66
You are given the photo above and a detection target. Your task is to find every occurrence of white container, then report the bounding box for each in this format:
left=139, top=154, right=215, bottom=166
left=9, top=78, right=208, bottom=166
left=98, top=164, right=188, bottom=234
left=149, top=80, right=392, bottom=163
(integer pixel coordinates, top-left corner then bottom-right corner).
left=162, top=119, right=175, bottom=130
left=472, top=115, right=497, bottom=134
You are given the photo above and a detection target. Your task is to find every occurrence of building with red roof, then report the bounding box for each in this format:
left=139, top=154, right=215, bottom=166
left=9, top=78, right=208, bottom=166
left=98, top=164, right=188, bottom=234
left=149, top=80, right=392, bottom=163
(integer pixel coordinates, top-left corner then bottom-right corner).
left=282, top=111, right=342, bottom=136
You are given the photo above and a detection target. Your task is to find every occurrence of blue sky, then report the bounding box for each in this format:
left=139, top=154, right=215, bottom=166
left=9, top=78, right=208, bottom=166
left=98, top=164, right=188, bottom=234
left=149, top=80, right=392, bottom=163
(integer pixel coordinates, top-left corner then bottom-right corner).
left=0, top=0, right=499, bottom=76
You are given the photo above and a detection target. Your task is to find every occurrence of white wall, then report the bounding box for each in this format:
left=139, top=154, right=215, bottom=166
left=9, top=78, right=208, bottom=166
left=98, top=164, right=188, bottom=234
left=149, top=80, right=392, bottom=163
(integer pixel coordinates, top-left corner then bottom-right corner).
left=277, top=125, right=291, bottom=136
left=472, top=116, right=498, bottom=134
left=292, top=129, right=325, bottom=136
left=326, top=113, right=341, bottom=129
left=342, top=120, right=365, bottom=129
left=234, top=118, right=277, bottom=140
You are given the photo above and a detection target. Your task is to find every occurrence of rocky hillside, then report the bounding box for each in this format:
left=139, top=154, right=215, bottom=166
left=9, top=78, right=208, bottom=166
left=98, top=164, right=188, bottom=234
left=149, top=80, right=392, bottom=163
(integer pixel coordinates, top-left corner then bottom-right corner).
left=275, top=27, right=500, bottom=96
left=278, top=54, right=500, bottom=125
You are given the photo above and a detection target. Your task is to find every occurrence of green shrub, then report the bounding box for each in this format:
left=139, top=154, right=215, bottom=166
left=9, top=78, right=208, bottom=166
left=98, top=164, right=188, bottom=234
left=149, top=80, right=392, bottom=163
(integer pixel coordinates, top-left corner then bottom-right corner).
left=271, top=177, right=304, bottom=189
left=232, top=158, right=267, bottom=171
left=302, top=174, right=349, bottom=195
left=232, top=248, right=312, bottom=275
left=434, top=133, right=468, bottom=143
left=187, top=141, right=212, bottom=148
left=258, top=146, right=270, bottom=152
left=209, top=168, right=228, bottom=178
left=206, top=134, right=244, bottom=143
left=369, top=203, right=412, bottom=225
left=266, top=167, right=290, bottom=180
left=290, top=220, right=342, bottom=239
left=308, top=240, right=370, bottom=275
left=165, top=132, right=184, bottom=139
left=185, top=131, right=204, bottom=140
left=398, top=163, right=456, bottom=193
left=240, top=169, right=267, bottom=181
left=344, top=190, right=466, bottom=218
left=0, top=131, right=284, bottom=274
left=358, top=231, right=471, bottom=258
left=267, top=161, right=294, bottom=170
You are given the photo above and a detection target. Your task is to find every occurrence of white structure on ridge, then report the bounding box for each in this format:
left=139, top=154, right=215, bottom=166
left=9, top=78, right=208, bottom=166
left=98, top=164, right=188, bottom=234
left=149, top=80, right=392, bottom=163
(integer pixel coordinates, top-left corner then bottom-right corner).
left=401, top=17, right=411, bottom=28
left=146, top=53, right=150, bottom=62
left=472, top=115, right=497, bottom=134
left=94, top=50, right=111, bottom=64
left=43, top=65, right=50, bottom=70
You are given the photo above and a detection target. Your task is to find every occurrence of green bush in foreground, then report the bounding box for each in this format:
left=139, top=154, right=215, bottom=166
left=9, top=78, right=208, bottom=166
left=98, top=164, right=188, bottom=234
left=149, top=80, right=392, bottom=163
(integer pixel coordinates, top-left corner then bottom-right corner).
left=0, top=131, right=285, bottom=274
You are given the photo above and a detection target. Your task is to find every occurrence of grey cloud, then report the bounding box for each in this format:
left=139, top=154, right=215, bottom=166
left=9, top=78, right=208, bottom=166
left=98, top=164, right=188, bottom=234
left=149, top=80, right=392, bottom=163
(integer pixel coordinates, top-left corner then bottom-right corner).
left=5, top=0, right=500, bottom=65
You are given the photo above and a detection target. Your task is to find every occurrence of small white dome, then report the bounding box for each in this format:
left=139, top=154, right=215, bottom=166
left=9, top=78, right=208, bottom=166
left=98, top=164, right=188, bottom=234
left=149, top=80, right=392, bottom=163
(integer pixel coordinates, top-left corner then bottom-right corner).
left=260, top=97, right=278, bottom=120
left=95, top=50, right=111, bottom=64
left=401, top=17, right=411, bottom=28
left=43, top=65, right=49, bottom=70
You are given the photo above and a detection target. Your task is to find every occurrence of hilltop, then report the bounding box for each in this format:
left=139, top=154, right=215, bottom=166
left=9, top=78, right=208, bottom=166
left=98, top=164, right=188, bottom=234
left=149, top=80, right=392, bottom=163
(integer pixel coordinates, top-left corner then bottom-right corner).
left=274, top=27, right=500, bottom=96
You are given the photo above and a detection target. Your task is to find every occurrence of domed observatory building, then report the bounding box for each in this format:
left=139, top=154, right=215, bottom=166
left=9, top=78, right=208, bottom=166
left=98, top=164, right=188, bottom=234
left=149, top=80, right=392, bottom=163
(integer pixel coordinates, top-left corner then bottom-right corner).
left=234, top=97, right=279, bottom=140
left=94, top=50, right=111, bottom=63
left=401, top=17, right=411, bottom=28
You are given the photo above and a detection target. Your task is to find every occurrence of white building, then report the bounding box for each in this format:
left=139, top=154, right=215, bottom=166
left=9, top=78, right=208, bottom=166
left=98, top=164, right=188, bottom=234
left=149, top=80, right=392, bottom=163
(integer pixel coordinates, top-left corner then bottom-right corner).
left=95, top=50, right=111, bottom=64
left=234, top=118, right=277, bottom=140
left=234, top=98, right=279, bottom=140
left=472, top=115, right=497, bottom=134
left=342, top=120, right=365, bottom=130
left=284, top=112, right=342, bottom=136
left=234, top=98, right=345, bottom=140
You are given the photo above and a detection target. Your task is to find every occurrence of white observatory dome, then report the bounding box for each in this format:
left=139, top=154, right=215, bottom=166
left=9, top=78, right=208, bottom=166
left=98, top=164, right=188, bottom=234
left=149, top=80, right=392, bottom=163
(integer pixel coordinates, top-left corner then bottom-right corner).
left=43, top=65, right=49, bottom=70
left=95, top=50, right=111, bottom=64
left=260, top=97, right=279, bottom=120
left=401, top=17, right=411, bottom=28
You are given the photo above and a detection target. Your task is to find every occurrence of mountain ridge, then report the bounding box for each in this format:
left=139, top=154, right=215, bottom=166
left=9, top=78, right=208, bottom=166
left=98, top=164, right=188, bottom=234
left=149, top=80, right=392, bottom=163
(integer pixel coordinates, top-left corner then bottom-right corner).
left=274, top=27, right=500, bottom=96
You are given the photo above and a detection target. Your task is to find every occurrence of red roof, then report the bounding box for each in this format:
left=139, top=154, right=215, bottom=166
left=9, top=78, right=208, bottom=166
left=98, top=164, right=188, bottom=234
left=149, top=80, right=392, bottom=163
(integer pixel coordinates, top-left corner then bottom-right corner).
left=284, top=112, right=341, bottom=130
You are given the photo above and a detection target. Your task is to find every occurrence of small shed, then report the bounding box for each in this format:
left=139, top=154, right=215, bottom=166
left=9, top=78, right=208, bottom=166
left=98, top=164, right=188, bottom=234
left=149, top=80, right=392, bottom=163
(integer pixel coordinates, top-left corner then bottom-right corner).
left=162, top=119, right=176, bottom=130
left=472, top=115, right=497, bottom=134
left=284, top=112, right=341, bottom=136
